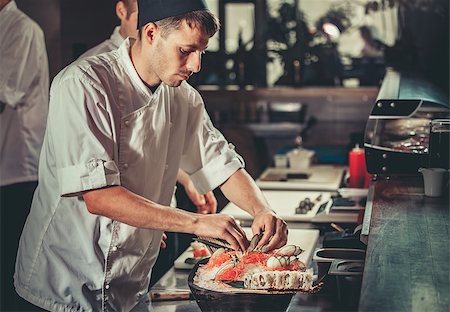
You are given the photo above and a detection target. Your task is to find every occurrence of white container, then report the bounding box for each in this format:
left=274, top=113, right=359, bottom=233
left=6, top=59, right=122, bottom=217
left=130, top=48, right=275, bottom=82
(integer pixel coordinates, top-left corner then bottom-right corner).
left=418, top=168, right=448, bottom=197
left=273, top=154, right=288, bottom=168
left=287, top=148, right=315, bottom=170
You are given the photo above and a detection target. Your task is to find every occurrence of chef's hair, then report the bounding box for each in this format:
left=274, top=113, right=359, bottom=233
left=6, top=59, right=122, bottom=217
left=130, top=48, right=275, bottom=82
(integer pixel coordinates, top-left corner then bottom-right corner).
left=138, top=10, right=220, bottom=39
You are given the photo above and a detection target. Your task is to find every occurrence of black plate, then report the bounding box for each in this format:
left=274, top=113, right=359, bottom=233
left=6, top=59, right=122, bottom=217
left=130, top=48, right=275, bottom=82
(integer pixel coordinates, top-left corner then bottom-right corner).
left=188, top=259, right=295, bottom=312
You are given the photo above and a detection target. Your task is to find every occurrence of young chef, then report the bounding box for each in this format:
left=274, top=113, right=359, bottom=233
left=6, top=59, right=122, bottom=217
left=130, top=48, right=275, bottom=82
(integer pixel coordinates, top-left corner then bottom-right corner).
left=79, top=0, right=218, bottom=214
left=14, top=0, right=288, bottom=310
left=78, top=0, right=218, bottom=286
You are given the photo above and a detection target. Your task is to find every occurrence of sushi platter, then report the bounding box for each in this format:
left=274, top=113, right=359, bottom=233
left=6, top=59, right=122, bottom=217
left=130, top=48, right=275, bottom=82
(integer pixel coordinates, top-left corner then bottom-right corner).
left=174, top=227, right=319, bottom=270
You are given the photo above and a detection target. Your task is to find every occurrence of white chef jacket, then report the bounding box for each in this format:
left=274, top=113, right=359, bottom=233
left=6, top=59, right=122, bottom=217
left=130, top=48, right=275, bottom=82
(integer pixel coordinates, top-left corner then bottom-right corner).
left=14, top=38, right=244, bottom=312
left=78, top=27, right=183, bottom=209
left=0, top=1, right=49, bottom=186
left=78, top=26, right=123, bottom=59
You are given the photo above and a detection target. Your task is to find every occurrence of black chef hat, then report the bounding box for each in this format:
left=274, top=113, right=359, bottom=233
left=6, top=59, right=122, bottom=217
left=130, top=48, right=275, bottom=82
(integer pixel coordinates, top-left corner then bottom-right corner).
left=138, top=0, right=209, bottom=28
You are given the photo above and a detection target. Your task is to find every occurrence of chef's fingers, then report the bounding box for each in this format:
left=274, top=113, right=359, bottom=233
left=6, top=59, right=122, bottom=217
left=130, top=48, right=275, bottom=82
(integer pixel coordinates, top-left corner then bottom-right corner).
left=256, top=221, right=274, bottom=249
left=204, top=192, right=217, bottom=214
left=190, top=192, right=206, bottom=208
left=160, top=233, right=168, bottom=249
left=196, top=204, right=208, bottom=214
left=261, top=220, right=288, bottom=252
left=224, top=215, right=248, bottom=251
left=196, top=192, right=217, bottom=214
left=223, top=226, right=248, bottom=251
left=231, top=219, right=249, bottom=248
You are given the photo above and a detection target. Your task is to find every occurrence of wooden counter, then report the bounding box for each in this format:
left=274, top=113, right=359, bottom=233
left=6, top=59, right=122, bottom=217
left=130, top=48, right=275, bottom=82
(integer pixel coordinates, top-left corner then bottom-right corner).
left=360, top=176, right=449, bottom=311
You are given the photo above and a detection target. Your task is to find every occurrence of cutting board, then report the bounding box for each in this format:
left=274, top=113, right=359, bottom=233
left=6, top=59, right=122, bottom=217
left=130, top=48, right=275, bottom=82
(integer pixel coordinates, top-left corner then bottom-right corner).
left=221, top=190, right=332, bottom=222
left=256, top=165, right=345, bottom=191
left=174, top=228, right=319, bottom=270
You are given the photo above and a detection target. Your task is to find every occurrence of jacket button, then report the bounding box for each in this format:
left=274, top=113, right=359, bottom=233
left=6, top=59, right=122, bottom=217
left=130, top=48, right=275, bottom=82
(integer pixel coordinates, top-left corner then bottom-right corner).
left=123, top=163, right=129, bottom=169
left=105, top=284, right=110, bottom=290
left=124, top=120, right=130, bottom=127
left=87, top=159, right=98, bottom=170
left=112, top=246, right=118, bottom=252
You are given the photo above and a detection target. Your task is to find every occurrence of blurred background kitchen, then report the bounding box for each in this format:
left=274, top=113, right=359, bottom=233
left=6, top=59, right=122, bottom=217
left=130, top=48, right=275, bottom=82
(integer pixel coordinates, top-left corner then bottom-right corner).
left=16, top=0, right=448, bottom=178
left=2, top=1, right=449, bottom=311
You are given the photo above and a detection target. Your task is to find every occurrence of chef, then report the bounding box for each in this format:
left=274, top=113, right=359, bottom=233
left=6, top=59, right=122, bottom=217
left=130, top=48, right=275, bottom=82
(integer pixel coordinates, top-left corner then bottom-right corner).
left=14, top=0, right=288, bottom=311
left=0, top=0, right=49, bottom=310
left=78, top=0, right=219, bottom=287
left=79, top=0, right=218, bottom=215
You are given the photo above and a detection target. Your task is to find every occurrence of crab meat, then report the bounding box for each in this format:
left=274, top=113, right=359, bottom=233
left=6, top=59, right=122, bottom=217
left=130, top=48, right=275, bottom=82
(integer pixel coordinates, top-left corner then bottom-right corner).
left=267, top=255, right=292, bottom=269
left=274, top=245, right=304, bottom=256
left=211, top=247, right=226, bottom=258
left=214, top=261, right=237, bottom=281
left=247, top=233, right=262, bottom=253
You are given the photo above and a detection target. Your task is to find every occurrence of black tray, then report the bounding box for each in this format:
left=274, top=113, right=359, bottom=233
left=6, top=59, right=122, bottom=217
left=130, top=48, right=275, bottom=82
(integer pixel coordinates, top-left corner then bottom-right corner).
left=188, top=259, right=295, bottom=312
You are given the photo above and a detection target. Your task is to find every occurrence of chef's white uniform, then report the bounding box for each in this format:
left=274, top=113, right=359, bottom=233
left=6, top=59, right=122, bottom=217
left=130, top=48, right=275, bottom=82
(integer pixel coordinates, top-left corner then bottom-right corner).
left=0, top=0, right=49, bottom=186
left=15, top=38, right=243, bottom=312
left=0, top=2, right=49, bottom=310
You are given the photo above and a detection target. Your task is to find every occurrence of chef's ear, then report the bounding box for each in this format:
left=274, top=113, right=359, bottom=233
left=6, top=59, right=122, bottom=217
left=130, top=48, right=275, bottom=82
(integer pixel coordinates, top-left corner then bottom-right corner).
left=116, top=1, right=127, bottom=21
left=142, top=22, right=158, bottom=44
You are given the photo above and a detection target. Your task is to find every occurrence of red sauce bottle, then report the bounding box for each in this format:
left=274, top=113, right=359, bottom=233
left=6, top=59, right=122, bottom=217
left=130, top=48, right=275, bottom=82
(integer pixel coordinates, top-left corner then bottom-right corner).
left=348, top=144, right=367, bottom=188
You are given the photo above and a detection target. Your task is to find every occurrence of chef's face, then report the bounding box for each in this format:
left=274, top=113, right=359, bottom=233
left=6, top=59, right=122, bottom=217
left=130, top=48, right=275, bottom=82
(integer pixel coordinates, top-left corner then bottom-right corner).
left=149, top=21, right=209, bottom=87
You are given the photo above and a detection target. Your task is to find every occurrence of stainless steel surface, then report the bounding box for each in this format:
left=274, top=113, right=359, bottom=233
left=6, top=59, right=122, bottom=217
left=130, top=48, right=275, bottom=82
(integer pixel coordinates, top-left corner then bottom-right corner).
left=141, top=268, right=200, bottom=312
left=360, top=181, right=374, bottom=245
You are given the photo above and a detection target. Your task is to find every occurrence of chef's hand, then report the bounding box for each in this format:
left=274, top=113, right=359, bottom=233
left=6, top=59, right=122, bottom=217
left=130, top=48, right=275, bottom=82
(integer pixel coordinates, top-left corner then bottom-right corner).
left=251, top=209, right=288, bottom=252
left=160, top=232, right=168, bottom=249
left=193, top=214, right=249, bottom=251
left=177, top=169, right=217, bottom=214
left=185, top=186, right=217, bottom=215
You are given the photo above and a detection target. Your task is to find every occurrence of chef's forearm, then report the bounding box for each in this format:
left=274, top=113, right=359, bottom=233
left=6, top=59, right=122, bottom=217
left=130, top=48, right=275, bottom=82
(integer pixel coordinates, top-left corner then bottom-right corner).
left=83, top=185, right=199, bottom=232
left=220, top=169, right=271, bottom=216
left=176, top=168, right=190, bottom=186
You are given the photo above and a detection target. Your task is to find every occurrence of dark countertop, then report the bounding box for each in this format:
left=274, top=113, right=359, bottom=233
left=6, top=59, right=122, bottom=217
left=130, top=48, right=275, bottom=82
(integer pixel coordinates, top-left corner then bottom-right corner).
left=359, top=176, right=449, bottom=311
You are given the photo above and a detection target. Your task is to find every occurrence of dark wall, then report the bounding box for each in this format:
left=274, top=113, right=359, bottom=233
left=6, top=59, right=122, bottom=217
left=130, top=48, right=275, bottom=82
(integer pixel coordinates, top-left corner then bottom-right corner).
left=16, top=0, right=117, bottom=79
left=60, top=0, right=117, bottom=67
left=391, top=2, right=449, bottom=93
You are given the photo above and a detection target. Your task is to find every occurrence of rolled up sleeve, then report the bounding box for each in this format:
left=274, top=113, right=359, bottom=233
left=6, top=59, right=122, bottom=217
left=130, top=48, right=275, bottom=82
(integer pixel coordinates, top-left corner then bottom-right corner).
left=49, top=73, right=120, bottom=197
left=181, top=90, right=245, bottom=194
left=58, top=159, right=120, bottom=196
left=189, top=144, right=244, bottom=195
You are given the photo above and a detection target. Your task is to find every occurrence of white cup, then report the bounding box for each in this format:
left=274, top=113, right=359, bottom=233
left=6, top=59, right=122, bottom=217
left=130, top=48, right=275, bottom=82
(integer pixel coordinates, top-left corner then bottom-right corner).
left=287, top=148, right=315, bottom=170
left=418, top=168, right=448, bottom=197
left=273, top=154, right=288, bottom=168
